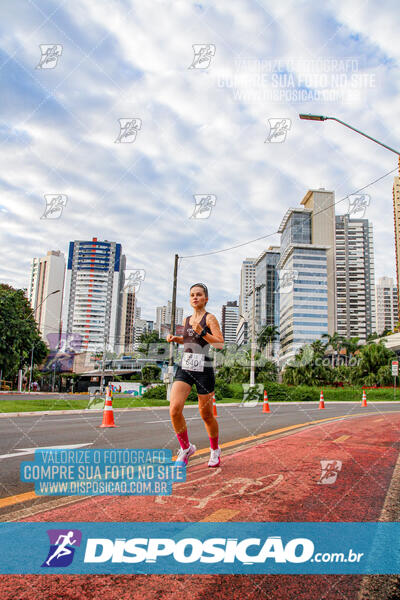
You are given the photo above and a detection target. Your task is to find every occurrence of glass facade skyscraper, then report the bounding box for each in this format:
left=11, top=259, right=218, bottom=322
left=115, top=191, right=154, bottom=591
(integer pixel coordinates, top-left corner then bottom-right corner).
left=277, top=189, right=335, bottom=365
left=254, top=246, right=280, bottom=328
left=279, top=247, right=329, bottom=357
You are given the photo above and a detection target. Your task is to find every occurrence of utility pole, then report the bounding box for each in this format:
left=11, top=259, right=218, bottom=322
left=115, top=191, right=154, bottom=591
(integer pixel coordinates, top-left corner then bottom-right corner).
left=166, top=254, right=179, bottom=401
left=100, top=332, right=108, bottom=394
left=52, top=362, right=56, bottom=392
left=28, top=344, right=35, bottom=392
left=250, top=279, right=256, bottom=386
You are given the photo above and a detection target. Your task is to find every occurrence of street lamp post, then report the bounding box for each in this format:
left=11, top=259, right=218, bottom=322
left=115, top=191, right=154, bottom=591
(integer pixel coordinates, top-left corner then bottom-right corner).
left=299, top=113, right=400, bottom=319
left=27, top=289, right=61, bottom=393
left=240, top=282, right=257, bottom=388
left=166, top=254, right=179, bottom=402
left=28, top=345, right=35, bottom=392
left=298, top=114, right=400, bottom=156
left=250, top=280, right=256, bottom=386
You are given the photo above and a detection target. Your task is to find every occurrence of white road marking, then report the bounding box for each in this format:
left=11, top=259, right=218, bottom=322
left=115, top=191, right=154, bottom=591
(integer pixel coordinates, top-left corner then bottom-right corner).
left=144, top=417, right=205, bottom=424
left=42, top=416, right=100, bottom=421
left=0, top=443, right=93, bottom=460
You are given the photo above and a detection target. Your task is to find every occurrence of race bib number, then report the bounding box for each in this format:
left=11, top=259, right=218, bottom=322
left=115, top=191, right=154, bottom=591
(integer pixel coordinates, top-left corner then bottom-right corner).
left=182, top=352, right=205, bottom=372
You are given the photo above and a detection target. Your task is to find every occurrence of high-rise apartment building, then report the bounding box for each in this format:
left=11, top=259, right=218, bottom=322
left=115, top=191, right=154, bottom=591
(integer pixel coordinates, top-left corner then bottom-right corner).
left=118, top=289, right=136, bottom=354
left=155, top=301, right=183, bottom=334
left=221, top=301, right=239, bottom=345
left=236, top=317, right=249, bottom=347
left=375, top=277, right=398, bottom=335
left=239, top=258, right=256, bottom=318
left=28, top=250, right=65, bottom=347
left=301, top=189, right=336, bottom=334
left=61, top=238, right=125, bottom=353
left=335, top=215, right=376, bottom=342
left=255, top=245, right=280, bottom=327
left=392, top=158, right=400, bottom=314
left=277, top=189, right=335, bottom=364
left=133, top=318, right=149, bottom=347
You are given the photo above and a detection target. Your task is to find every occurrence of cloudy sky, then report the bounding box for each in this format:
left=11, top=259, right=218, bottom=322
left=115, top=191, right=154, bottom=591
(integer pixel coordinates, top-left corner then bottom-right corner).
left=1, top=0, right=399, bottom=321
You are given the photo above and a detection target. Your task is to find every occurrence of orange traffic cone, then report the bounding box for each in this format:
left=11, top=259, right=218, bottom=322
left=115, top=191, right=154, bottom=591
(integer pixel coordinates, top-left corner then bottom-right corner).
left=361, top=389, right=367, bottom=407
left=262, top=390, right=270, bottom=413
left=212, top=393, right=218, bottom=417
left=319, top=389, right=325, bottom=409
left=99, top=386, right=118, bottom=427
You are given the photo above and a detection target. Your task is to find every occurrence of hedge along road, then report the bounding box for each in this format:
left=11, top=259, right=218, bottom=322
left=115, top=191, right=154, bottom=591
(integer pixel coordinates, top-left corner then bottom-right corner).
left=1, top=386, right=400, bottom=412
left=1, top=401, right=400, bottom=515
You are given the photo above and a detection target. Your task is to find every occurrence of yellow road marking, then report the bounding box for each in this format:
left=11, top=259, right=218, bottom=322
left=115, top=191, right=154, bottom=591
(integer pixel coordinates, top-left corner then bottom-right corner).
left=200, top=509, right=240, bottom=522
left=175, top=412, right=376, bottom=459
left=375, top=418, right=385, bottom=422
left=333, top=435, right=350, bottom=443
left=0, top=411, right=380, bottom=510
left=0, top=491, right=37, bottom=509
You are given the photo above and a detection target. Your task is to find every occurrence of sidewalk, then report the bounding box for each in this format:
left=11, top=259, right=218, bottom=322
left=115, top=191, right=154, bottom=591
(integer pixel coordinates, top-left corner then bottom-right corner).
left=1, top=412, right=399, bottom=599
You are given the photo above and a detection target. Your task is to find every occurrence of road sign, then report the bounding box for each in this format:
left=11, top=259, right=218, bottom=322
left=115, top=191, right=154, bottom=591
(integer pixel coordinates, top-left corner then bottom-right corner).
left=392, top=361, right=398, bottom=377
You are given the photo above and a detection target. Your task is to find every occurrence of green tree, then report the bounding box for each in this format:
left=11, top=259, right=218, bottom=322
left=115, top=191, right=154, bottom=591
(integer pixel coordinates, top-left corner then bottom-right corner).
left=257, top=325, right=279, bottom=356
left=340, top=337, right=360, bottom=365
left=256, top=360, right=278, bottom=383
left=366, top=332, right=379, bottom=342
left=137, top=331, right=167, bottom=359
left=351, top=341, right=395, bottom=385
left=321, top=332, right=342, bottom=367
left=0, top=284, right=48, bottom=380
left=141, top=364, right=161, bottom=385
left=283, top=341, right=331, bottom=386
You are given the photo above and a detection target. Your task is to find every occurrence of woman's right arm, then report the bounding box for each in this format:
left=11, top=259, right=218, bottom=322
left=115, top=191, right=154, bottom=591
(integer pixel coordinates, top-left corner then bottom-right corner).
left=166, top=335, right=184, bottom=344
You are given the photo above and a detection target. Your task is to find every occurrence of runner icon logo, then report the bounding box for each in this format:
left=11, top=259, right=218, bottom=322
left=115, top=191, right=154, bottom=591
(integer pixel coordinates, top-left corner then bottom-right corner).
left=265, top=118, right=291, bottom=143
left=41, top=529, right=82, bottom=567
left=188, top=44, right=216, bottom=69
left=317, top=460, right=342, bottom=485
left=242, top=384, right=263, bottom=407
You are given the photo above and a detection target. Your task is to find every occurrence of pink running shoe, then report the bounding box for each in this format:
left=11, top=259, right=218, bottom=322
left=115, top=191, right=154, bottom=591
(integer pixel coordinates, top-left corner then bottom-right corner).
left=176, top=443, right=196, bottom=465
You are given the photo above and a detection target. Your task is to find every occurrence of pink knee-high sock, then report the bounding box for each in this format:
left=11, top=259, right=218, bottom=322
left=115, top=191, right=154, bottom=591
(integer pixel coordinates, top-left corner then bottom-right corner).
left=177, top=429, right=190, bottom=450
left=209, top=436, right=219, bottom=450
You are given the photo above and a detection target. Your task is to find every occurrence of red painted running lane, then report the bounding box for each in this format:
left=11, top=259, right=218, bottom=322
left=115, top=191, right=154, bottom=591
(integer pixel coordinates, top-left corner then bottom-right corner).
left=1, top=412, right=399, bottom=600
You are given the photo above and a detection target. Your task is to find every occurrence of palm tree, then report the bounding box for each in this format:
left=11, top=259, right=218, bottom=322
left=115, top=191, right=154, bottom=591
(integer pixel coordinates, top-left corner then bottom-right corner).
left=321, top=332, right=343, bottom=367
left=341, top=337, right=360, bottom=366
left=366, top=332, right=379, bottom=343
left=257, top=325, right=279, bottom=358
left=352, top=341, right=395, bottom=385
left=310, top=339, right=326, bottom=357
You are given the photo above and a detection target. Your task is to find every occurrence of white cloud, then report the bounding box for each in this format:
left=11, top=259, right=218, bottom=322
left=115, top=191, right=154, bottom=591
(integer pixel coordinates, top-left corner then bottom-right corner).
left=0, top=0, right=399, bottom=323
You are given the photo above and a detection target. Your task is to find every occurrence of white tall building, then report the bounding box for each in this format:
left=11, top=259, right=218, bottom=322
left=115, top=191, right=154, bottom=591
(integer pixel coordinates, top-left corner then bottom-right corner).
left=133, top=318, right=148, bottom=348
left=118, top=289, right=136, bottom=355
left=221, top=301, right=239, bottom=345
left=335, top=215, right=376, bottom=342
left=61, top=238, right=125, bottom=353
left=375, top=277, right=398, bottom=334
left=155, top=301, right=183, bottom=334
left=28, top=250, right=65, bottom=347
left=277, top=189, right=336, bottom=365
left=239, top=258, right=256, bottom=318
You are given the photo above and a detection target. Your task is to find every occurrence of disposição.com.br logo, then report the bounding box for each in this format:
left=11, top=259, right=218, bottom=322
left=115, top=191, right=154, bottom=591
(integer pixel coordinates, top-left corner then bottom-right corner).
left=41, top=529, right=82, bottom=567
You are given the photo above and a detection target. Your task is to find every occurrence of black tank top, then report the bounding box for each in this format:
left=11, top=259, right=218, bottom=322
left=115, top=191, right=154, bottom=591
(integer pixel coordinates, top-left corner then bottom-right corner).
left=182, top=311, right=212, bottom=362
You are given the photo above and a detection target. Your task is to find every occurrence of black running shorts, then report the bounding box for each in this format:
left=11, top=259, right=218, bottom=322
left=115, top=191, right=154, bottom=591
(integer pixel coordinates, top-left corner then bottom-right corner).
left=174, top=364, right=215, bottom=395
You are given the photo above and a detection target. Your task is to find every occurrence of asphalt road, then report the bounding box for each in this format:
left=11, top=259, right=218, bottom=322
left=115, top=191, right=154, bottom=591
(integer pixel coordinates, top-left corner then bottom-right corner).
left=1, top=401, right=400, bottom=510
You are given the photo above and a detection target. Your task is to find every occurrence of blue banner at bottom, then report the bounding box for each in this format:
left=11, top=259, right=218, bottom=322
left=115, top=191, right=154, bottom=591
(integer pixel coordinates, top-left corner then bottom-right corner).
left=0, top=522, right=399, bottom=574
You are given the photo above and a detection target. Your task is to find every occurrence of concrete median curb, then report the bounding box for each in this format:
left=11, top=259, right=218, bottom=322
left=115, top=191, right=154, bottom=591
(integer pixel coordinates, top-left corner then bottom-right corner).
left=1, top=400, right=400, bottom=417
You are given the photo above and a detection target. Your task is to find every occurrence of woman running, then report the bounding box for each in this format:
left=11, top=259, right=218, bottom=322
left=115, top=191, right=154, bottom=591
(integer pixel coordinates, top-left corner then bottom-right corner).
left=166, top=283, right=224, bottom=467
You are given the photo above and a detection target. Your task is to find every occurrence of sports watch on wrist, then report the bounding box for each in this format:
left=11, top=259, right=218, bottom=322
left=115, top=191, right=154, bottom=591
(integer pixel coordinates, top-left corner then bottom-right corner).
left=199, top=327, right=208, bottom=338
